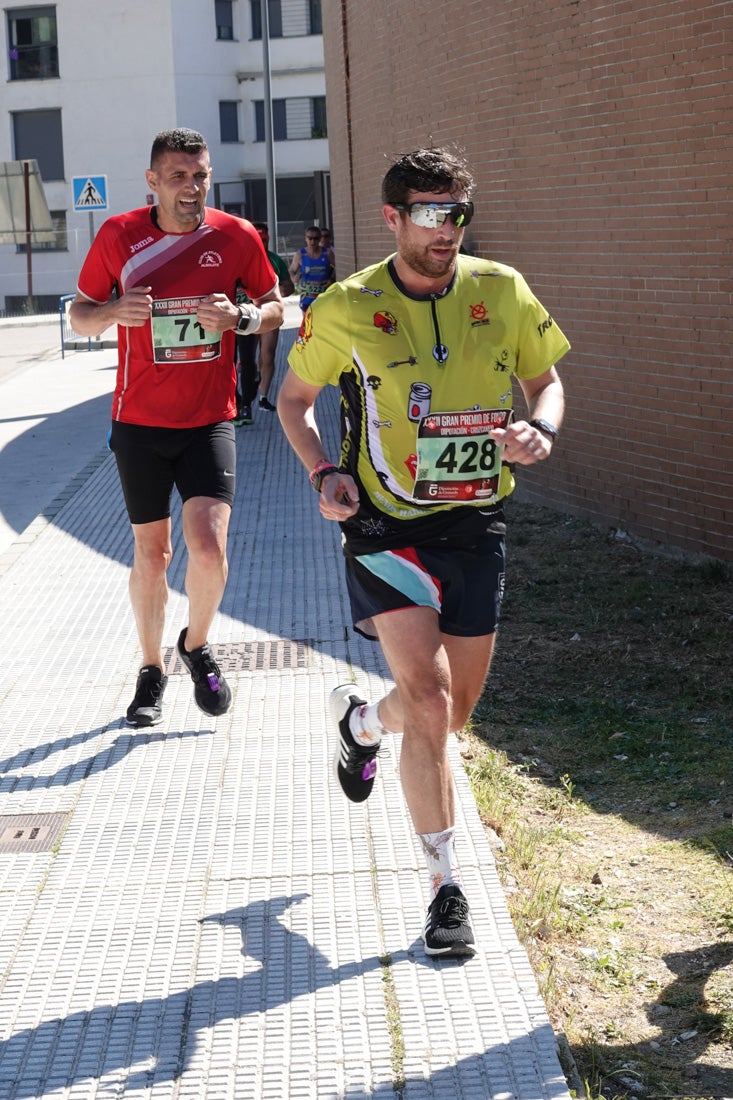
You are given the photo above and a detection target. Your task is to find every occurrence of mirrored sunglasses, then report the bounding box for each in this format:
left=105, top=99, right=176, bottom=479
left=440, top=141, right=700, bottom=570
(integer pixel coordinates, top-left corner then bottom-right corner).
left=393, top=201, right=474, bottom=229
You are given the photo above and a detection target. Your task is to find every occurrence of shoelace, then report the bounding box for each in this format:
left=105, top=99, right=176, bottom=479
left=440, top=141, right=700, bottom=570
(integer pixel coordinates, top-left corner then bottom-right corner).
left=343, top=741, right=379, bottom=775
left=190, top=648, right=223, bottom=690
left=435, top=895, right=469, bottom=927
left=136, top=671, right=165, bottom=705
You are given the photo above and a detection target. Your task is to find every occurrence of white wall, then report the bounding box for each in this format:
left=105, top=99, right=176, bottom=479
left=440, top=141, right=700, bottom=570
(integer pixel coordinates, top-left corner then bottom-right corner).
left=0, top=0, right=329, bottom=310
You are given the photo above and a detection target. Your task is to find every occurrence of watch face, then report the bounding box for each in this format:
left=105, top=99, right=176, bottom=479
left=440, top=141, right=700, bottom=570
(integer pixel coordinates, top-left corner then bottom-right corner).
left=532, top=418, right=557, bottom=439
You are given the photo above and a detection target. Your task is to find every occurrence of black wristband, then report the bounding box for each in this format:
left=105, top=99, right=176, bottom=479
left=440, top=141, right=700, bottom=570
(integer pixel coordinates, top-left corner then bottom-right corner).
left=311, top=466, right=340, bottom=493
left=529, top=418, right=558, bottom=442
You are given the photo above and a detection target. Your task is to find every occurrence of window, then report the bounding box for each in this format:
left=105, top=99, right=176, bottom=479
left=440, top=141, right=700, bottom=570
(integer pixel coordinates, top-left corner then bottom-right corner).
left=16, top=209, right=67, bottom=253
left=7, top=5, right=58, bottom=80
left=215, top=0, right=234, bottom=39
left=245, top=174, right=318, bottom=228
left=312, top=96, right=327, bottom=139
left=250, top=0, right=282, bottom=39
left=254, top=99, right=286, bottom=142
left=251, top=0, right=320, bottom=36
left=254, top=98, right=327, bottom=142
left=308, top=0, right=322, bottom=34
left=12, top=109, right=64, bottom=180
left=219, top=101, right=240, bottom=143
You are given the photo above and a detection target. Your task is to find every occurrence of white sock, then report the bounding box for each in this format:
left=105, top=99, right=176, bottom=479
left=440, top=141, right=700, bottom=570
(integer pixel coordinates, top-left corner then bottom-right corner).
left=349, top=701, right=398, bottom=746
left=418, top=828, right=462, bottom=896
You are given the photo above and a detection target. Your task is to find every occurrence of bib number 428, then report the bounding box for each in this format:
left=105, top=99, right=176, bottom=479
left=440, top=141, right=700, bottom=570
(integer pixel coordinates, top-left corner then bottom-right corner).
left=435, top=437, right=498, bottom=475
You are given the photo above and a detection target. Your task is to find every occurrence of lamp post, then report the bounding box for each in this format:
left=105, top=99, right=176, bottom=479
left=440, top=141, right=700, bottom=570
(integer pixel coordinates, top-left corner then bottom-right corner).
left=261, top=0, right=277, bottom=243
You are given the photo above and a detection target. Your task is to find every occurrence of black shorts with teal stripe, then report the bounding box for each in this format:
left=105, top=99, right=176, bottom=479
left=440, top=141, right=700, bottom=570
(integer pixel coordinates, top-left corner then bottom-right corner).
left=344, top=532, right=506, bottom=640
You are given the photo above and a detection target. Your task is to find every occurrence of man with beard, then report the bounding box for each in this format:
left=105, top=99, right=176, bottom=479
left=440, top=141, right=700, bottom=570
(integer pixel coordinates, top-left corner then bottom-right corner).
left=277, top=147, right=569, bottom=956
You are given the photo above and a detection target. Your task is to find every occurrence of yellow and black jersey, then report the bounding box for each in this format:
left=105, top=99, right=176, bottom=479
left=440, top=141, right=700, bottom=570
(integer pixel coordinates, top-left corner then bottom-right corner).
left=288, top=254, right=570, bottom=552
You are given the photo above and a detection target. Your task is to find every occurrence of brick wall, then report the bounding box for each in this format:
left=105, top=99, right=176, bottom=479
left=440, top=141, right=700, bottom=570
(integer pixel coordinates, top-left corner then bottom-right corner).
left=323, top=0, right=733, bottom=561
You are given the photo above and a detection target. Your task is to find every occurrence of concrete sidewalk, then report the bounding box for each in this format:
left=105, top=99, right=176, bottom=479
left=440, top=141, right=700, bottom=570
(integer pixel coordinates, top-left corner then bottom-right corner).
left=0, top=319, right=572, bottom=1099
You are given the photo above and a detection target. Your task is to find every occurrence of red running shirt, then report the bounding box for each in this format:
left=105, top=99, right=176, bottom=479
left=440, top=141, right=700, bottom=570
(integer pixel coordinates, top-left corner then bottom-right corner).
left=76, top=206, right=277, bottom=428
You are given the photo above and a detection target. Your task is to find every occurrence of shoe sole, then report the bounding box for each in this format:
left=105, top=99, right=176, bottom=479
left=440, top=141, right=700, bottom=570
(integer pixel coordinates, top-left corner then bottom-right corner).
left=125, top=713, right=163, bottom=728
left=423, top=937, right=477, bottom=958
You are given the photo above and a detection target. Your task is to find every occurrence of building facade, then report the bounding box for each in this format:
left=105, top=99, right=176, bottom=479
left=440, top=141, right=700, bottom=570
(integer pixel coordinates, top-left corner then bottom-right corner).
left=0, top=0, right=330, bottom=312
left=322, top=0, right=733, bottom=563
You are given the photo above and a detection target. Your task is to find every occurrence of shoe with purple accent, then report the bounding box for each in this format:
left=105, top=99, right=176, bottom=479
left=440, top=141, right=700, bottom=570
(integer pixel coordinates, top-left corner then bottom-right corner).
left=330, top=684, right=379, bottom=803
left=176, top=627, right=232, bottom=717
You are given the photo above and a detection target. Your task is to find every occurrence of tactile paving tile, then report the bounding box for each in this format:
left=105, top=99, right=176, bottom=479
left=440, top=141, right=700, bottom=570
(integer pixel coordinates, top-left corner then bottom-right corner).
left=0, top=330, right=571, bottom=1099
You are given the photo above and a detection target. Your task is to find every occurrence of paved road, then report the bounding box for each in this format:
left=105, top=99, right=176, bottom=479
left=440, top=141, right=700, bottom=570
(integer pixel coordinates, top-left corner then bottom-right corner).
left=0, top=308, right=572, bottom=1099
left=0, top=318, right=118, bottom=555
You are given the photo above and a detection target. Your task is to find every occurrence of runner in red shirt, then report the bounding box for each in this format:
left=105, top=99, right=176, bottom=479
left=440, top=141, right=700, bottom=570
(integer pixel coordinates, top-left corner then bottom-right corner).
left=70, top=128, right=284, bottom=726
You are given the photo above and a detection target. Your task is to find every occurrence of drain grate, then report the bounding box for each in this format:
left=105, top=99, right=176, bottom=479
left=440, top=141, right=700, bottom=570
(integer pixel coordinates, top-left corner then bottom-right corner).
left=0, top=812, right=69, bottom=854
left=163, top=639, right=313, bottom=677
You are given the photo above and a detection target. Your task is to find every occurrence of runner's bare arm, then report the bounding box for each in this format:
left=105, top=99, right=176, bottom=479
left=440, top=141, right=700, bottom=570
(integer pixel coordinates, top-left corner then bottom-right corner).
left=196, top=287, right=284, bottom=334
left=277, top=368, right=359, bottom=519
left=69, top=285, right=153, bottom=335
left=490, top=366, right=565, bottom=464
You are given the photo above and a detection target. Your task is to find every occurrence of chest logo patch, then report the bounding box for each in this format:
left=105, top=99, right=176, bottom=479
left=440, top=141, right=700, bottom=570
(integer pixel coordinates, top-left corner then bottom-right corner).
left=470, top=301, right=490, bottom=326
left=199, top=250, right=223, bottom=268
left=374, top=310, right=398, bottom=334
left=407, top=382, right=432, bottom=422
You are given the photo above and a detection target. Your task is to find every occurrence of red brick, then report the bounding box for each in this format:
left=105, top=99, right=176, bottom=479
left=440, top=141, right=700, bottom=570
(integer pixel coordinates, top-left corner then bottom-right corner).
left=324, top=0, right=733, bottom=561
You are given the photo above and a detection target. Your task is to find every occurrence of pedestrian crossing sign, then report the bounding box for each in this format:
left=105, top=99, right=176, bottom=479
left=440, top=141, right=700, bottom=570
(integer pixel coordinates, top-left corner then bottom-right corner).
left=72, top=175, right=108, bottom=211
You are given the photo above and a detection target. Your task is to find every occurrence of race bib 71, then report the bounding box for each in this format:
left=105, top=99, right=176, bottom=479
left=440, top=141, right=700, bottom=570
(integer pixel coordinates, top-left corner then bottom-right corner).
left=151, top=297, right=222, bottom=363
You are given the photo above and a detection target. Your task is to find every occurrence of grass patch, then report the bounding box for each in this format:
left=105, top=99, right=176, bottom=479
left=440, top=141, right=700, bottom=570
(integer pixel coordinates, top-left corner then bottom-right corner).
left=464, top=500, right=733, bottom=1100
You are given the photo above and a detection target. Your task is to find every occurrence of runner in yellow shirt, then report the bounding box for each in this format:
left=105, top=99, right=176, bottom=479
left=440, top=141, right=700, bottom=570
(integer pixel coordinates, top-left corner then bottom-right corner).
left=278, top=146, right=569, bottom=957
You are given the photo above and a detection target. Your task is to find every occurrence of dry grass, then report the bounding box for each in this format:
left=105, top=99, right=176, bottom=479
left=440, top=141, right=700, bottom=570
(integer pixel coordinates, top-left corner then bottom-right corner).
left=465, top=498, right=733, bottom=1100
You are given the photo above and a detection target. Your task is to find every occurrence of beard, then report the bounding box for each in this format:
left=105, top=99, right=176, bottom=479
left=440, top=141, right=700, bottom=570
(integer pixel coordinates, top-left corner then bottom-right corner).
left=400, top=239, right=458, bottom=282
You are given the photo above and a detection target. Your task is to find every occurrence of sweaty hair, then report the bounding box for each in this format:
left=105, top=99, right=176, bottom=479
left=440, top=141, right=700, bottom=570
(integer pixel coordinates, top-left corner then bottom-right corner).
left=150, top=128, right=208, bottom=168
left=381, top=147, right=475, bottom=204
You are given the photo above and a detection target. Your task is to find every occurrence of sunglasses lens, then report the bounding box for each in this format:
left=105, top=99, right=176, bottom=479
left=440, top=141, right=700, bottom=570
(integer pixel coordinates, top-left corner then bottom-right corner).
left=407, top=203, right=473, bottom=228
left=406, top=205, right=434, bottom=228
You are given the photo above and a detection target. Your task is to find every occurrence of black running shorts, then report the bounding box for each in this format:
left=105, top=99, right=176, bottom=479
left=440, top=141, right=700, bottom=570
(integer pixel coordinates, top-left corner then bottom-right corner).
left=344, top=533, right=506, bottom=640
left=109, top=420, right=236, bottom=525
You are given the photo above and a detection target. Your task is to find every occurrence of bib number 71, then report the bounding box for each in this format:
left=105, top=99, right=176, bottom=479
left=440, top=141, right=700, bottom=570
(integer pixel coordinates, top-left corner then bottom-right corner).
left=174, top=317, right=207, bottom=342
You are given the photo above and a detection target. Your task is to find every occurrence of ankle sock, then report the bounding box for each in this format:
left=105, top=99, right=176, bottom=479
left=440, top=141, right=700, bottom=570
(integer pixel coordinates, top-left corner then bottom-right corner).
left=417, top=827, right=462, bottom=897
left=349, top=701, right=398, bottom=746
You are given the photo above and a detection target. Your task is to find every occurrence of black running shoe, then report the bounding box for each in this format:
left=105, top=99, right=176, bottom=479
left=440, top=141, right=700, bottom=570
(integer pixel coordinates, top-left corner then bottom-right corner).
left=176, top=628, right=232, bottom=717
left=126, top=665, right=167, bottom=727
left=423, top=884, right=476, bottom=957
left=330, top=684, right=379, bottom=803
left=258, top=395, right=276, bottom=411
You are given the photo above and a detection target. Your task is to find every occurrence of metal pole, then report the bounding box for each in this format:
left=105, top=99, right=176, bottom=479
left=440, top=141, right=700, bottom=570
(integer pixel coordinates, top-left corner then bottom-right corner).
left=23, top=160, right=33, bottom=305
left=261, top=0, right=277, bottom=242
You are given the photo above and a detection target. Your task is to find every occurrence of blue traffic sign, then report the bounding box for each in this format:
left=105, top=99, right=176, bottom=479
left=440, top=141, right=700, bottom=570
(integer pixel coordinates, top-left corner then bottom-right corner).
left=73, top=175, right=108, bottom=211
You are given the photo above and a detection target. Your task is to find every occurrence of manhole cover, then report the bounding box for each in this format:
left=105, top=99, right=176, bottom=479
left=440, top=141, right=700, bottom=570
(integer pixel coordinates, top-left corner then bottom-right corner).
left=0, top=812, right=69, bottom=854
left=163, top=639, right=313, bottom=676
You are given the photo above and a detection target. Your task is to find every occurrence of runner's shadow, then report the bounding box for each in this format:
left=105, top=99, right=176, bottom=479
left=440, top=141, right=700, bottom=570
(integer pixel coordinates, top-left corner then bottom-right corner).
left=0, top=724, right=212, bottom=793
left=0, top=893, right=398, bottom=1095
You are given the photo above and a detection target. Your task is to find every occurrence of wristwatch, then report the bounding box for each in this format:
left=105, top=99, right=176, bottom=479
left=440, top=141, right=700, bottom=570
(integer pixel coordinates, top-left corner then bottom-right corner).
left=529, top=418, right=558, bottom=442
left=311, top=465, right=340, bottom=493
left=235, top=303, right=257, bottom=335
